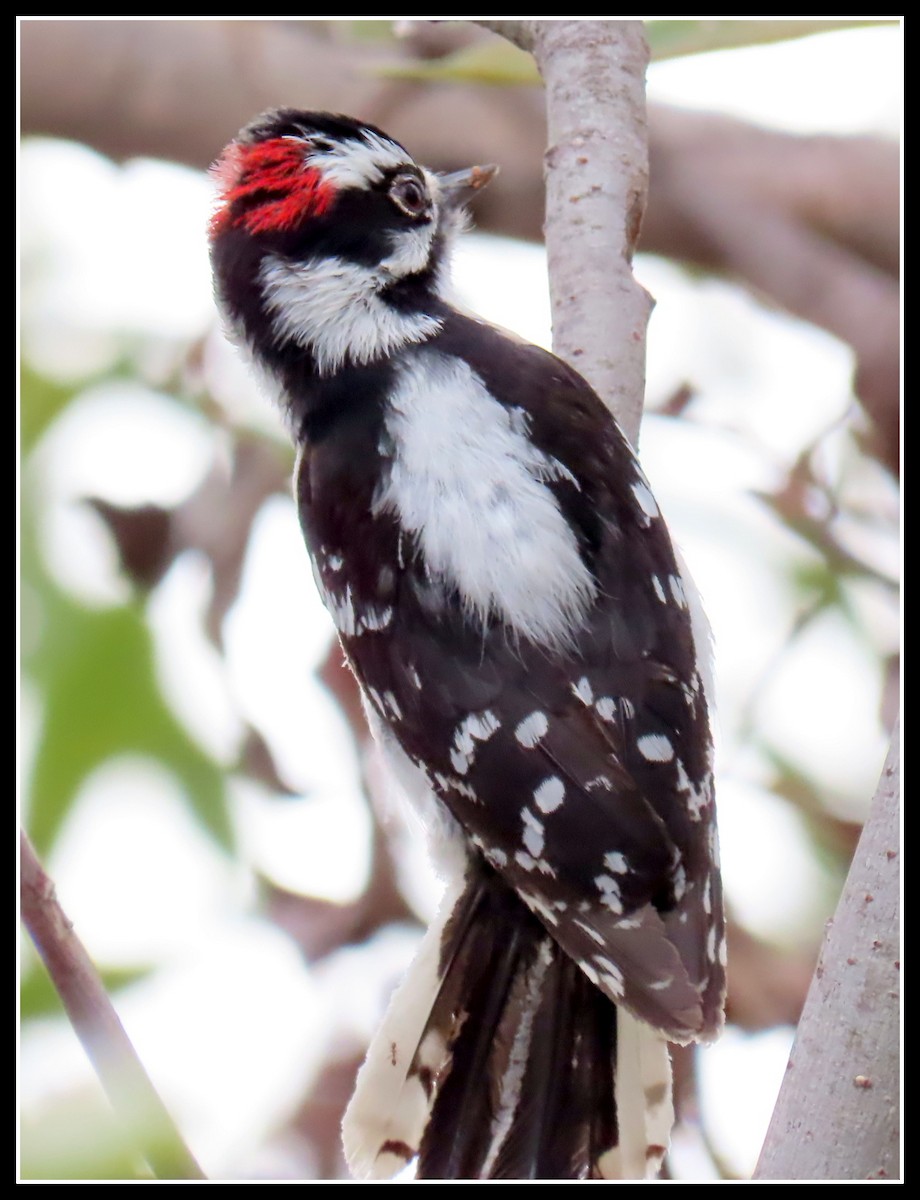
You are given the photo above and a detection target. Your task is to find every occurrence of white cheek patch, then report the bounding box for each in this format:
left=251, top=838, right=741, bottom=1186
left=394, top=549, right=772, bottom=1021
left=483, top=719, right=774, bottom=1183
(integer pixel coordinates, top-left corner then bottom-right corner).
left=380, top=221, right=438, bottom=279
left=376, top=350, right=597, bottom=649
left=260, top=254, right=442, bottom=376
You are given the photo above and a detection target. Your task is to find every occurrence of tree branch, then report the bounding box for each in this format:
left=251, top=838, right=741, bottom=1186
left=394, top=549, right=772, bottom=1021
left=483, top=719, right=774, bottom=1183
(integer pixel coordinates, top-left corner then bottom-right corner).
left=528, top=20, right=653, bottom=446
left=20, top=830, right=206, bottom=1180
left=754, top=722, right=900, bottom=1180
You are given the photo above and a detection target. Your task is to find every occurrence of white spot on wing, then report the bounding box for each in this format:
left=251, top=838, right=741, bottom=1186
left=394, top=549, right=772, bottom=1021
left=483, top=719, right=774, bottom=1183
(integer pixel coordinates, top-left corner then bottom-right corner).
left=533, top=775, right=565, bottom=814
left=631, top=478, right=660, bottom=525
left=521, top=809, right=545, bottom=857
left=449, top=710, right=500, bottom=775
left=595, top=697, right=617, bottom=722
left=320, top=581, right=393, bottom=637
left=572, top=676, right=593, bottom=704
left=676, top=758, right=710, bottom=821
left=360, top=605, right=394, bottom=632
left=515, top=711, right=548, bottom=748
left=603, top=851, right=629, bottom=874
left=594, top=874, right=624, bottom=914
left=637, top=733, right=675, bottom=762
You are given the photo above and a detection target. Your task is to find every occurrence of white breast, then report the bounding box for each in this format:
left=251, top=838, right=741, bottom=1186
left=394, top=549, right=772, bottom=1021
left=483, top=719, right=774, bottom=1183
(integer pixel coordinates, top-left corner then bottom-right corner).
left=375, top=350, right=596, bottom=648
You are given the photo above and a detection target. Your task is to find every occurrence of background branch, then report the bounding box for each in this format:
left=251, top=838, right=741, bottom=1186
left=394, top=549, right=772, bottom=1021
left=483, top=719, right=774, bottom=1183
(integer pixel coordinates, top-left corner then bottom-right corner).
left=20, top=831, right=205, bottom=1181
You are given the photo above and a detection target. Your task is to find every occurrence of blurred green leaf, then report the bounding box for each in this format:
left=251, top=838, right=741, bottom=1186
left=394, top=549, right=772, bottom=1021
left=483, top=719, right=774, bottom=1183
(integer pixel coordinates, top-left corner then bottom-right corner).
left=20, top=363, right=78, bottom=456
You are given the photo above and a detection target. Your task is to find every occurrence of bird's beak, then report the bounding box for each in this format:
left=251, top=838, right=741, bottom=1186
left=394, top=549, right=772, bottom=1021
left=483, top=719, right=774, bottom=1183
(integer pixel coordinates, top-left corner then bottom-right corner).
left=439, top=163, right=499, bottom=208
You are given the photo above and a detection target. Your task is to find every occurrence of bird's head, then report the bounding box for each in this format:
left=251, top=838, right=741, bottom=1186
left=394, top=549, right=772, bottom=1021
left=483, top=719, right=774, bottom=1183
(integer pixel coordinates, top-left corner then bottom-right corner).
left=209, top=110, right=496, bottom=375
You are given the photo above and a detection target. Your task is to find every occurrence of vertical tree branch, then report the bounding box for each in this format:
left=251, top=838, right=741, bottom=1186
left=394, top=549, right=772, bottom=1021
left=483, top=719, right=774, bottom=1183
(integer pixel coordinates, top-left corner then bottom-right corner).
left=754, top=723, right=901, bottom=1180
left=20, top=830, right=206, bottom=1180
left=480, top=20, right=653, bottom=445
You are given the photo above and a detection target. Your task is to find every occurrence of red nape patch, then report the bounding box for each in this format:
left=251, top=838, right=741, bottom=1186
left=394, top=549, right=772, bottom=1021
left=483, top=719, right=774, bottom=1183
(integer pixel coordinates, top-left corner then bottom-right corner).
left=209, top=137, right=336, bottom=239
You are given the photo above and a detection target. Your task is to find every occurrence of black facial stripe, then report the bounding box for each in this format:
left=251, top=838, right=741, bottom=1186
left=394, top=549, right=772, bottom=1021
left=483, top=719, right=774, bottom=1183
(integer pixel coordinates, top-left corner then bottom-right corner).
left=376, top=164, right=426, bottom=189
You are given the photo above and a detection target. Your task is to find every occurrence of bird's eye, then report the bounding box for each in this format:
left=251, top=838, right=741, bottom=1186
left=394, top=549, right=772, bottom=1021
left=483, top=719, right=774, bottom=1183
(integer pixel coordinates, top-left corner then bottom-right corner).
left=390, top=175, right=429, bottom=218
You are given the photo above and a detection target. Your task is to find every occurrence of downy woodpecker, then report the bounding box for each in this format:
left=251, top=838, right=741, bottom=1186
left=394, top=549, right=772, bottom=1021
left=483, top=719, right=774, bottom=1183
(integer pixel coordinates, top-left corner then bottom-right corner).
left=209, top=109, right=724, bottom=1181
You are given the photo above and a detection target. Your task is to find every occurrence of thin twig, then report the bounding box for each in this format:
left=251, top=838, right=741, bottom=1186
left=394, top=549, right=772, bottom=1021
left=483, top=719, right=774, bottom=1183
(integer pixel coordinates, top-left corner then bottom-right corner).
left=20, top=829, right=206, bottom=1180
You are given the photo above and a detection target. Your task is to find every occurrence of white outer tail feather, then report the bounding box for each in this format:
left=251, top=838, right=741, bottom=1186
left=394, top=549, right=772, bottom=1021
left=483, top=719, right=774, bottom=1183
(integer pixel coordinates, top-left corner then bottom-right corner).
left=341, top=869, right=468, bottom=1179
left=603, top=1010, right=674, bottom=1179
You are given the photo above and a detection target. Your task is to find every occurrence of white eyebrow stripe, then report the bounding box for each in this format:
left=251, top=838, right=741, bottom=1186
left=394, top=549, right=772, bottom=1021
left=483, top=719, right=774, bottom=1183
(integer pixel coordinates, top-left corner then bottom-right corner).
left=307, top=131, right=411, bottom=190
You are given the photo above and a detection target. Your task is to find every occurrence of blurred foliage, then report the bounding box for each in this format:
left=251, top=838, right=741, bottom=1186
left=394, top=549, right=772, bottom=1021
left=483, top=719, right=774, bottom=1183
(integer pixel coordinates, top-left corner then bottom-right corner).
left=376, top=37, right=538, bottom=85
left=372, top=19, right=894, bottom=85
left=20, top=1076, right=201, bottom=1181
left=21, top=363, right=76, bottom=455
left=20, top=372, right=232, bottom=856
left=21, top=1090, right=149, bottom=1180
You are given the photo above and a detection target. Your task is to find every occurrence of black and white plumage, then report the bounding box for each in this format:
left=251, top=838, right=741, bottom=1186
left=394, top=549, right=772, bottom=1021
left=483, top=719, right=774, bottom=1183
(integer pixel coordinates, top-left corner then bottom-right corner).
left=209, top=109, right=725, bottom=1180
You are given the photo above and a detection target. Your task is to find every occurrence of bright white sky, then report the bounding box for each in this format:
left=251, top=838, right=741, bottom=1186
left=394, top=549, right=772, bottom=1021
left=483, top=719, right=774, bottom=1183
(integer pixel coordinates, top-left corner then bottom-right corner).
left=20, top=20, right=901, bottom=1181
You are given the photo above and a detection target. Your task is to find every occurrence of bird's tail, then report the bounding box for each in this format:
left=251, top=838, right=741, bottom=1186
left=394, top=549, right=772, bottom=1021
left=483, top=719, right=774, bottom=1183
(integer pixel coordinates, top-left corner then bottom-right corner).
left=342, top=860, right=673, bottom=1180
